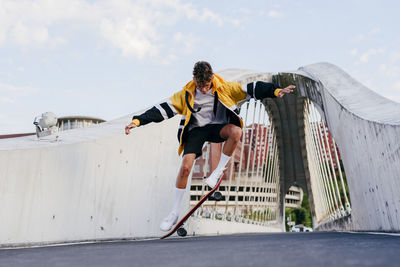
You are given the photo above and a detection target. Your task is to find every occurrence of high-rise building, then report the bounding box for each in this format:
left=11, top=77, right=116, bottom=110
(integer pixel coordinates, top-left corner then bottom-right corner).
left=317, top=122, right=342, bottom=169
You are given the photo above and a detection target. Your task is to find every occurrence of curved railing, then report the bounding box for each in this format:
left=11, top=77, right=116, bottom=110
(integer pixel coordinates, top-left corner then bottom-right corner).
left=280, top=62, right=400, bottom=231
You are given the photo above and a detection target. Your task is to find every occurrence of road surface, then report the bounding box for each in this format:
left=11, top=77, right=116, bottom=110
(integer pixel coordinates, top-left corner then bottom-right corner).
left=1, top=232, right=400, bottom=267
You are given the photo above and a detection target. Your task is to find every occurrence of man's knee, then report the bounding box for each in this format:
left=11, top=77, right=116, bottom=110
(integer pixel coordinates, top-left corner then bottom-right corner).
left=229, top=125, right=242, bottom=142
left=180, top=164, right=192, bottom=177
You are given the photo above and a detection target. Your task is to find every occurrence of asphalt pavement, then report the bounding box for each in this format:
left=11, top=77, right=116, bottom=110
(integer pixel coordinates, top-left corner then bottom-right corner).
left=1, top=232, right=400, bottom=267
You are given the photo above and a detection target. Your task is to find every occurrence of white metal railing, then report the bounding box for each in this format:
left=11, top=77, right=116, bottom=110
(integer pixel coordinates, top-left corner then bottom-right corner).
left=190, top=99, right=280, bottom=225
left=190, top=97, right=351, bottom=227
left=304, top=99, right=351, bottom=223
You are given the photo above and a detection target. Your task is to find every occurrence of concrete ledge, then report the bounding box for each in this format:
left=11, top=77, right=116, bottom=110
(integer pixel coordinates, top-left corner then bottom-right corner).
left=315, top=215, right=353, bottom=232
left=0, top=116, right=185, bottom=247
left=186, top=218, right=283, bottom=237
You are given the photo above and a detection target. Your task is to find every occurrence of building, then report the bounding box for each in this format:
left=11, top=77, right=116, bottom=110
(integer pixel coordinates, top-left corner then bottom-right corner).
left=0, top=115, right=105, bottom=139
left=317, top=122, right=342, bottom=169
left=285, top=185, right=303, bottom=208
left=57, top=116, right=106, bottom=131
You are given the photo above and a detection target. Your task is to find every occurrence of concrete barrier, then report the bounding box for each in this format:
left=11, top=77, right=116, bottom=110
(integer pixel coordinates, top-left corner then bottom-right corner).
left=188, top=218, right=282, bottom=236
left=0, top=115, right=184, bottom=247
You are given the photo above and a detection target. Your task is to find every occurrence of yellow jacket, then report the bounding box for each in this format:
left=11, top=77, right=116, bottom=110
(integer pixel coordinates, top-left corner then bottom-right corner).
left=132, top=74, right=281, bottom=155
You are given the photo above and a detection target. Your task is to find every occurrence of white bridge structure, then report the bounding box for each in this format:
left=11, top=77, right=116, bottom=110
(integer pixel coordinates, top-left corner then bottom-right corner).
left=0, top=62, right=399, bottom=248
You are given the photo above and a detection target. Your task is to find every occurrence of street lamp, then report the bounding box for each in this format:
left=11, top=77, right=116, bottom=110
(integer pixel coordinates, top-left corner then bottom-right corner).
left=33, top=112, right=59, bottom=139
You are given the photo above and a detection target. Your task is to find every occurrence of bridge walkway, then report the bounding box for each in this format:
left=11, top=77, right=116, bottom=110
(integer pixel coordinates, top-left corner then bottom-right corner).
left=1, top=232, right=399, bottom=267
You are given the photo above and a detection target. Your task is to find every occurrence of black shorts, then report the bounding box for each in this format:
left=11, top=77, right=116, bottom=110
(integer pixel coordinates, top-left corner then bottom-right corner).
left=183, top=124, right=227, bottom=158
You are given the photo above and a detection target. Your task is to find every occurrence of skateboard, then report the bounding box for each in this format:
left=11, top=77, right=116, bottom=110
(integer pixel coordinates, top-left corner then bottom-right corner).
left=160, top=175, right=224, bottom=239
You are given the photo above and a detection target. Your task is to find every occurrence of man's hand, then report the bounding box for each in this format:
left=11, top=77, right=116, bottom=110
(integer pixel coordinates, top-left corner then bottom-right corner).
left=125, top=122, right=137, bottom=135
left=277, top=85, right=295, bottom=98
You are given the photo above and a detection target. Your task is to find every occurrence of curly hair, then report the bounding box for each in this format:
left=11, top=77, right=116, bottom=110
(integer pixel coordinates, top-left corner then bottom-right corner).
left=192, top=61, right=213, bottom=87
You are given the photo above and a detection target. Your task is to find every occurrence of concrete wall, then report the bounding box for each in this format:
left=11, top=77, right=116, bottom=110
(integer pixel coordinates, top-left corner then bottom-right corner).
left=0, top=115, right=183, bottom=247
left=285, top=63, right=400, bottom=232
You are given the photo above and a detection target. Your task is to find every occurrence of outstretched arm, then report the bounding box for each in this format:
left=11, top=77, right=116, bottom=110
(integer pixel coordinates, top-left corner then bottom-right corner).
left=125, top=100, right=178, bottom=135
left=125, top=89, right=186, bottom=135
left=246, top=81, right=295, bottom=99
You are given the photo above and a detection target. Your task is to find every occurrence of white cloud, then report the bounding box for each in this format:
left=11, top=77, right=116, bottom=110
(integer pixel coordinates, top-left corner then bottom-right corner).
left=239, top=8, right=253, bottom=16
left=173, top=32, right=184, bottom=43
left=268, top=10, right=283, bottom=18
left=352, top=34, right=365, bottom=42
left=0, top=0, right=231, bottom=59
left=0, top=83, right=38, bottom=96
left=10, top=22, right=49, bottom=46
left=0, top=97, right=15, bottom=104
left=360, top=49, right=377, bottom=63
left=370, top=27, right=381, bottom=35
left=351, top=27, right=381, bottom=43
left=0, top=71, right=13, bottom=78
left=173, top=32, right=196, bottom=54
left=389, top=51, right=400, bottom=63
left=359, top=47, right=385, bottom=63
left=395, top=81, right=400, bottom=92
left=160, top=53, right=178, bottom=65
left=100, top=17, right=160, bottom=59
left=0, top=0, right=76, bottom=48
left=379, top=64, right=400, bottom=78
left=198, top=9, right=224, bottom=26
left=350, top=49, right=358, bottom=56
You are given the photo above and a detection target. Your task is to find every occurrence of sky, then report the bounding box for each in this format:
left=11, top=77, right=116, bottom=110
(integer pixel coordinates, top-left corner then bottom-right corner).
left=1, top=0, right=399, bottom=134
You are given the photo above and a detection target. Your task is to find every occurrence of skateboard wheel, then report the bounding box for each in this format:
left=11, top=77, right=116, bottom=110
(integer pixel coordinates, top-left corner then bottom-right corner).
left=213, top=191, right=223, bottom=201
left=177, top=227, right=187, bottom=237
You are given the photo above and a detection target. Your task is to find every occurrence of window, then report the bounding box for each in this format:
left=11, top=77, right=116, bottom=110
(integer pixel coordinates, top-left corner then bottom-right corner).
left=194, top=164, right=200, bottom=173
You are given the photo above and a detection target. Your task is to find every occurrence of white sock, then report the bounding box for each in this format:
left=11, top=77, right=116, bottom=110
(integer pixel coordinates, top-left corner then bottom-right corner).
left=215, top=152, right=230, bottom=172
left=172, top=187, right=186, bottom=215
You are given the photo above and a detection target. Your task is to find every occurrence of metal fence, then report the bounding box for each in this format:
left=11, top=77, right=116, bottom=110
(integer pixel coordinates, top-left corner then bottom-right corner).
left=190, top=99, right=280, bottom=225
left=304, top=99, right=351, bottom=223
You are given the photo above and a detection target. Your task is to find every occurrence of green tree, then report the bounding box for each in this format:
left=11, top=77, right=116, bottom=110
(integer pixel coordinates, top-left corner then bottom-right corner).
left=285, top=192, right=313, bottom=231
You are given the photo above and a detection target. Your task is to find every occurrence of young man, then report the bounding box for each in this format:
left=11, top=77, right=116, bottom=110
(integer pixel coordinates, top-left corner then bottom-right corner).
left=125, top=61, right=294, bottom=231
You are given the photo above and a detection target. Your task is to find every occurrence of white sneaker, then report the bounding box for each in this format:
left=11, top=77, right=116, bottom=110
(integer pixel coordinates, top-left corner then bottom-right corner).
left=205, top=168, right=225, bottom=188
left=160, top=211, right=179, bottom=232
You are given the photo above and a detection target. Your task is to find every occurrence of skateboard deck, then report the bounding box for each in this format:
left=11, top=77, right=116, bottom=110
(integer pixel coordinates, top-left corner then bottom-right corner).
left=160, top=175, right=224, bottom=239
